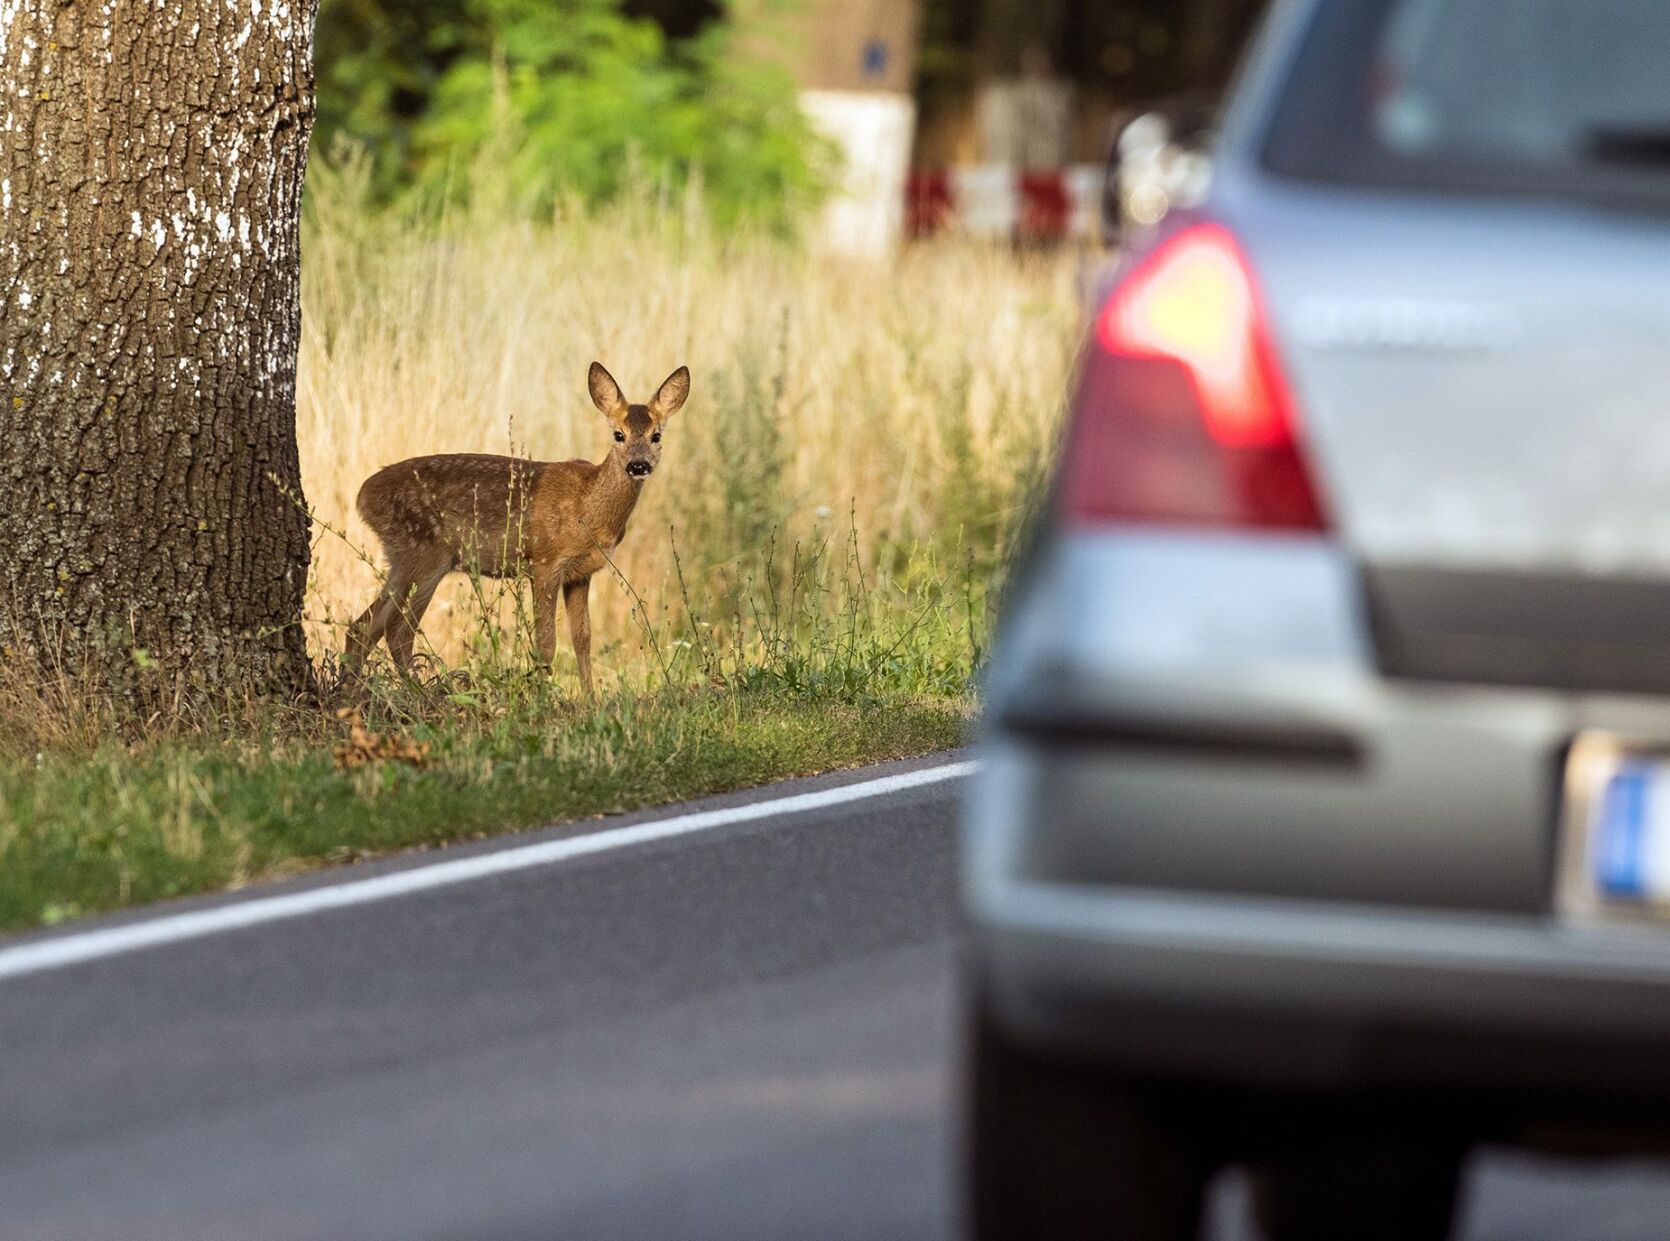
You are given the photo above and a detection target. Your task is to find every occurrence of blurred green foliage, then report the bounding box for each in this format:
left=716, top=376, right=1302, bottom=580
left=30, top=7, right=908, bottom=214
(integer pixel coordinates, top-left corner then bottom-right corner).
left=314, top=0, right=834, bottom=230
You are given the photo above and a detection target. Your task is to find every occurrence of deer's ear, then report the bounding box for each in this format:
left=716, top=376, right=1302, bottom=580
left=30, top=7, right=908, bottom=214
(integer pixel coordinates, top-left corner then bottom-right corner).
left=589, top=362, right=626, bottom=416
left=651, top=366, right=691, bottom=419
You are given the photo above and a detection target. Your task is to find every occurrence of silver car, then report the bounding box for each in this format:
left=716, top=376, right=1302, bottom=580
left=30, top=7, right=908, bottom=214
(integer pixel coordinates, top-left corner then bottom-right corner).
left=963, top=1, right=1670, bottom=1238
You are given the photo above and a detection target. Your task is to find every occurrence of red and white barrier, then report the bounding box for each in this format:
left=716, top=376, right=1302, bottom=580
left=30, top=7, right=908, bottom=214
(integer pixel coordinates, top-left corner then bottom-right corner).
left=907, top=165, right=1105, bottom=243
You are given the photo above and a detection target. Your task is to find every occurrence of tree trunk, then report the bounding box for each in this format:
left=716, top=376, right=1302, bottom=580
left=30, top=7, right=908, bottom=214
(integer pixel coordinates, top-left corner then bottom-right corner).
left=0, top=0, right=318, bottom=697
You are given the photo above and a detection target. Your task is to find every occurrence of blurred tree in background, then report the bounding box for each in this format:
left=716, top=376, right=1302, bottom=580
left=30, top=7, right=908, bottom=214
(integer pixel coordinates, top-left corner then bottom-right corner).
left=314, top=0, right=832, bottom=229
left=914, top=0, right=1271, bottom=165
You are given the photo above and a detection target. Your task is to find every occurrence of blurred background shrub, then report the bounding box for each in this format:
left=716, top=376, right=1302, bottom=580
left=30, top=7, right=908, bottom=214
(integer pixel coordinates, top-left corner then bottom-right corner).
left=315, top=0, right=835, bottom=230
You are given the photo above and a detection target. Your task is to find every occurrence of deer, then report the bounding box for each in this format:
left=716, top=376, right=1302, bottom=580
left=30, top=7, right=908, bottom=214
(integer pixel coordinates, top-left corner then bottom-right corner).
left=344, top=363, right=691, bottom=697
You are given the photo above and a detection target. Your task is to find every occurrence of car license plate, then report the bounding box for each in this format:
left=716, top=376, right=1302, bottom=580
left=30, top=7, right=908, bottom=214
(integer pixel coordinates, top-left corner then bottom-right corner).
left=1560, top=733, right=1670, bottom=922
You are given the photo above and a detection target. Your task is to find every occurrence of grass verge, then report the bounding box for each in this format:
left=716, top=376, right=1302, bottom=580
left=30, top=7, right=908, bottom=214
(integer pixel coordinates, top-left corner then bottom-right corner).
left=0, top=685, right=968, bottom=934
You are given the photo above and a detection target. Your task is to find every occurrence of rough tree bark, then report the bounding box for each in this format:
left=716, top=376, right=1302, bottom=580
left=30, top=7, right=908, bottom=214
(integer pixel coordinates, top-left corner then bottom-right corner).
left=0, top=0, right=318, bottom=695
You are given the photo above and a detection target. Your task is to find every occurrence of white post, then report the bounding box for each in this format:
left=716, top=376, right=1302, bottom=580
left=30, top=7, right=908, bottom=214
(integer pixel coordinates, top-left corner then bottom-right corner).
left=785, top=0, right=920, bottom=257
left=801, top=89, right=917, bottom=257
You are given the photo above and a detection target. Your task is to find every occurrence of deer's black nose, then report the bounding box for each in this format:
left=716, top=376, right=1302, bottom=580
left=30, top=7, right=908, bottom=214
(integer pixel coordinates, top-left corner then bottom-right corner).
left=626, top=461, right=653, bottom=478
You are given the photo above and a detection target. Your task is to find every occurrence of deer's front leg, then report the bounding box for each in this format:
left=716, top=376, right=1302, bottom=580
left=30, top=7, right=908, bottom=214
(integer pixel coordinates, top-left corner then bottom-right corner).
left=563, top=575, right=593, bottom=699
left=533, top=564, right=565, bottom=668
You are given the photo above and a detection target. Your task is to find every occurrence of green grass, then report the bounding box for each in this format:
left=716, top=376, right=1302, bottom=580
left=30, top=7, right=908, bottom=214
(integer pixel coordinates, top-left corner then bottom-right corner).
left=0, top=683, right=968, bottom=933
left=0, top=524, right=986, bottom=933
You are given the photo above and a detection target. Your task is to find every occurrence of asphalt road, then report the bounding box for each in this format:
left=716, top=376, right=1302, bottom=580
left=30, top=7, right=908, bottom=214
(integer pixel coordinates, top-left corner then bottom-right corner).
left=5, top=751, right=1670, bottom=1241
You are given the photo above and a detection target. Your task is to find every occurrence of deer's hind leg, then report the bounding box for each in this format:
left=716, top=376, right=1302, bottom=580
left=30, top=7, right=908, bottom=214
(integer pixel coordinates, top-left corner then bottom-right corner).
left=386, top=557, right=451, bottom=673
left=345, top=563, right=415, bottom=673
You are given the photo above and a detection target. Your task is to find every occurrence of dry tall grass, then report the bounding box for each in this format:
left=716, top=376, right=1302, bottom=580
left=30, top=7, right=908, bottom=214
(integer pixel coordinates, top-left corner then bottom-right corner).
left=0, top=181, right=1088, bottom=924
left=297, top=172, right=1086, bottom=685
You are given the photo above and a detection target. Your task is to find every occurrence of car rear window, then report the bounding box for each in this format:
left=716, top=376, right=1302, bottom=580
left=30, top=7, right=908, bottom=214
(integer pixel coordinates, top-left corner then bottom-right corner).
left=1263, top=0, right=1670, bottom=208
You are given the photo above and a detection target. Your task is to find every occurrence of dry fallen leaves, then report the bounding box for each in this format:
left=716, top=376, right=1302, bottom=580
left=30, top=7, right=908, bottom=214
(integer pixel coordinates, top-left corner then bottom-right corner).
left=332, top=707, right=431, bottom=771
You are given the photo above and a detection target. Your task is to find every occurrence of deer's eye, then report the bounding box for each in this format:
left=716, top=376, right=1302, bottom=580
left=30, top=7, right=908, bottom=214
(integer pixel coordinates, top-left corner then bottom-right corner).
left=651, top=432, right=661, bottom=444
left=613, top=430, right=626, bottom=443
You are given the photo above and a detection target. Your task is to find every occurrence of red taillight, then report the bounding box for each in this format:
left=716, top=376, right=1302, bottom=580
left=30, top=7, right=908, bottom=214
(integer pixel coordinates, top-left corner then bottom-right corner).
left=1061, top=222, right=1327, bottom=531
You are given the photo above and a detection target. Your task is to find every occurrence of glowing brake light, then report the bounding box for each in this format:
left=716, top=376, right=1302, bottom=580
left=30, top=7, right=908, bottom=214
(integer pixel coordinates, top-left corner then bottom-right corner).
left=1097, top=225, right=1295, bottom=448
left=1061, top=222, right=1327, bottom=531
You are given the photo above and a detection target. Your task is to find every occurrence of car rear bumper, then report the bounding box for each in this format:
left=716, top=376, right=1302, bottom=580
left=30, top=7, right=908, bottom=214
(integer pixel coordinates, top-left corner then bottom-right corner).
left=974, top=872, right=1670, bottom=1097
left=967, top=527, right=1670, bottom=1096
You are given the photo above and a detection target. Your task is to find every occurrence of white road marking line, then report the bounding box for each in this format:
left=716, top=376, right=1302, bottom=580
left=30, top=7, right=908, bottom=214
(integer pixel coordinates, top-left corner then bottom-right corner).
left=0, top=760, right=978, bottom=984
